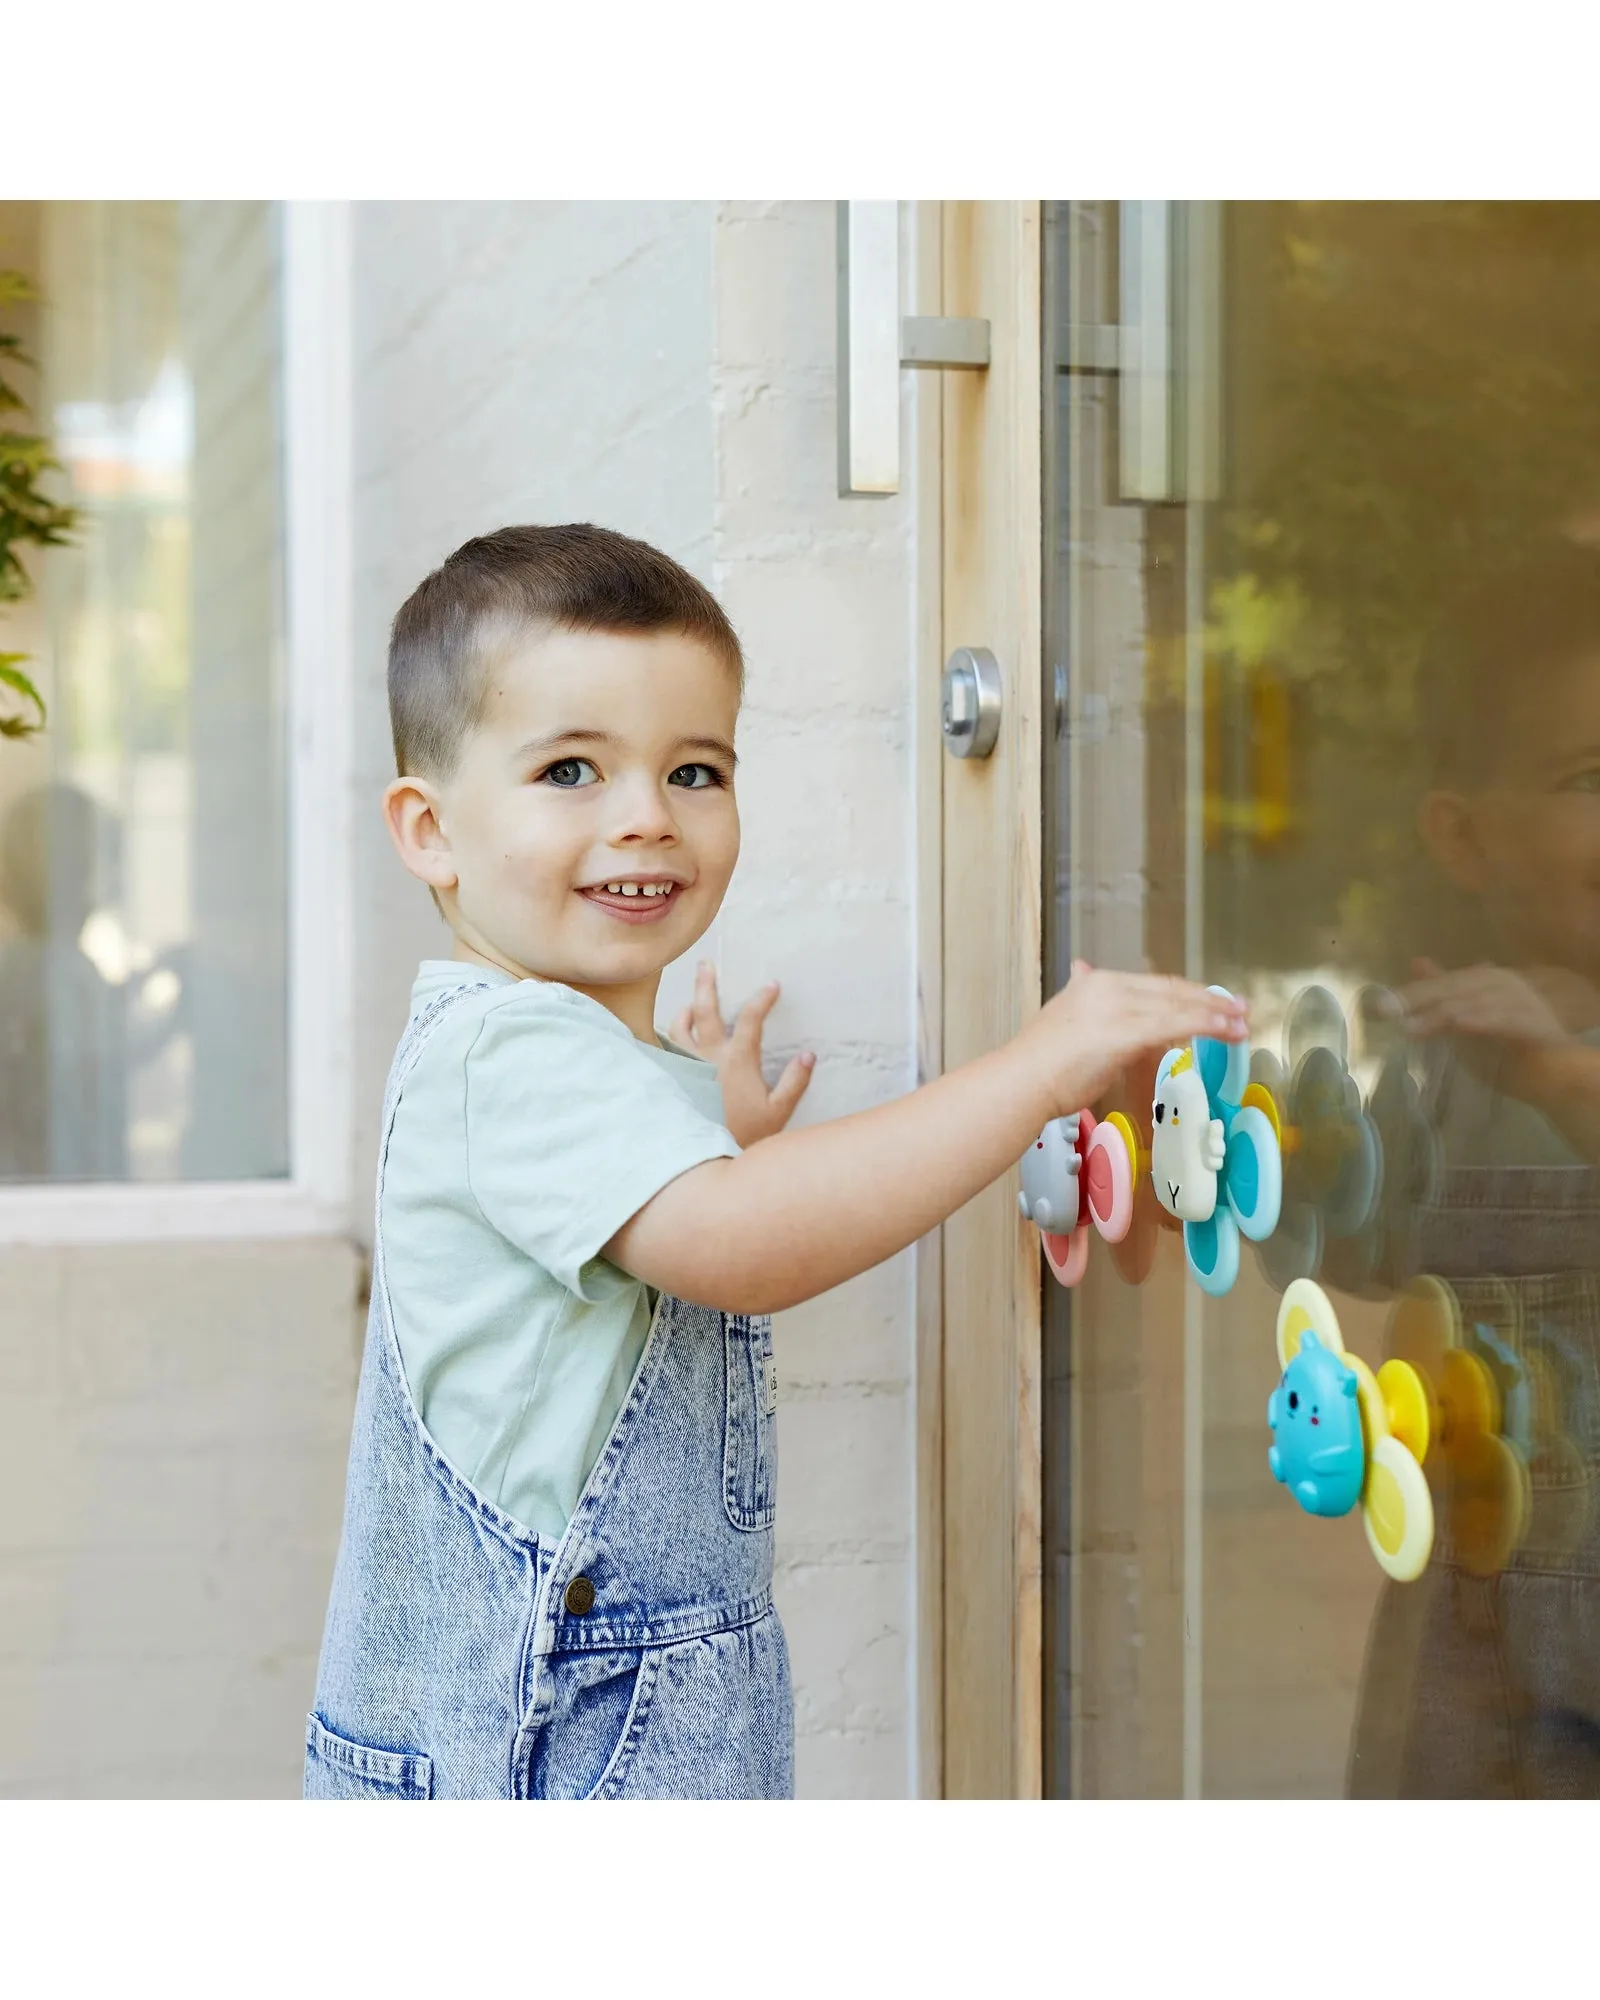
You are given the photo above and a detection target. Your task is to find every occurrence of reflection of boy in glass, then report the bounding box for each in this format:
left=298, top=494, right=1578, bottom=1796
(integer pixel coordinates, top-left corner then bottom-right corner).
left=0, top=782, right=126, bottom=1179
left=1350, top=544, right=1600, bottom=1798
left=1407, top=544, right=1600, bottom=1163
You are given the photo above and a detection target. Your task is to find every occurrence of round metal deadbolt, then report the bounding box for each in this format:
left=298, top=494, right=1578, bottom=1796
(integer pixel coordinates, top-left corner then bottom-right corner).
left=941, top=647, right=1002, bottom=759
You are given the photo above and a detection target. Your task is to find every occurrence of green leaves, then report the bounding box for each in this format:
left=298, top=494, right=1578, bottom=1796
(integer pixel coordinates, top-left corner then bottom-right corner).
left=0, top=270, right=40, bottom=418
left=0, top=656, right=46, bottom=739
left=0, top=434, right=77, bottom=604
left=0, top=265, right=79, bottom=738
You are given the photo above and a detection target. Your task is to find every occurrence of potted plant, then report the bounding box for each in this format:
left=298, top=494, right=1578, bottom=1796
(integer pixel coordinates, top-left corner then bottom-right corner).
left=0, top=268, right=78, bottom=739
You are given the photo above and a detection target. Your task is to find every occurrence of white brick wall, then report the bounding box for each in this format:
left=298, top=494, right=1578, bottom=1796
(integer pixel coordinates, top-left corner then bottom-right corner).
left=0, top=1240, right=362, bottom=1797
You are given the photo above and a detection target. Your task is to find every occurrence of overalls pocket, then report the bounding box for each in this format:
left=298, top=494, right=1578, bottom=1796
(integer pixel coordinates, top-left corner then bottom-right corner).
left=304, top=1713, right=433, bottom=1800
left=722, top=1311, right=778, bottom=1531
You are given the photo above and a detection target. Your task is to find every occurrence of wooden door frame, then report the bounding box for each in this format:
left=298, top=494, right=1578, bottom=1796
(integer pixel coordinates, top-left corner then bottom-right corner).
left=912, top=200, right=1045, bottom=1799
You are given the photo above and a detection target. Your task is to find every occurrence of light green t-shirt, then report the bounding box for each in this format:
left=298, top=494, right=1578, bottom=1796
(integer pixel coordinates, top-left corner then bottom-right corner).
left=380, top=961, right=740, bottom=1539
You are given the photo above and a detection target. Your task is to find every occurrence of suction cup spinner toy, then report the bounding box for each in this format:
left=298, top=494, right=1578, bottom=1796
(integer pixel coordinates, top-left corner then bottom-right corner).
left=1251, top=986, right=1390, bottom=1297
left=1269, top=1279, right=1434, bottom=1583
left=1386, top=1275, right=1537, bottom=1579
left=1150, top=988, right=1283, bottom=1296
left=1018, top=1108, right=1139, bottom=1287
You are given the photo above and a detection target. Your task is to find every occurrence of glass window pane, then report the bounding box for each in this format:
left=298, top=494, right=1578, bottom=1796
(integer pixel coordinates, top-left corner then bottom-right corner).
left=0, top=201, right=287, bottom=1182
left=1045, top=201, right=1600, bottom=1796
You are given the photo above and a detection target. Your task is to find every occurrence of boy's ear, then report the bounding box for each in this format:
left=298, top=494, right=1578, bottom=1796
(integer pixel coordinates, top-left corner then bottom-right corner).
left=1417, top=788, right=1489, bottom=894
left=384, top=775, right=459, bottom=892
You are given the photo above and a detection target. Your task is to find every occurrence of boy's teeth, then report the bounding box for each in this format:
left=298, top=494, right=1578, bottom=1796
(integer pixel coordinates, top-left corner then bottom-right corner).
left=599, top=882, right=672, bottom=897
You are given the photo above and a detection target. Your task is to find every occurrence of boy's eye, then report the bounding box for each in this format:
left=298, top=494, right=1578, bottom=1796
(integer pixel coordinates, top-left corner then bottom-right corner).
left=668, top=762, right=725, bottom=790
left=541, top=758, right=599, bottom=788
left=1557, top=767, right=1600, bottom=795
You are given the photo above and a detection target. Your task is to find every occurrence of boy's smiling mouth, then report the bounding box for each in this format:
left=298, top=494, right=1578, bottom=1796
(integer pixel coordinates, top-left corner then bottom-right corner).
left=578, top=876, right=685, bottom=922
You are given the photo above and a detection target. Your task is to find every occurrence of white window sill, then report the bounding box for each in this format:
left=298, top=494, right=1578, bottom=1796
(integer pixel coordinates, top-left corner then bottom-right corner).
left=0, top=1181, right=349, bottom=1246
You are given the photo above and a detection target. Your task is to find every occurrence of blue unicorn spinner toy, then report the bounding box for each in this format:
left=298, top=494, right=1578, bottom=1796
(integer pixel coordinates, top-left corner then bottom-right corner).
left=1151, top=986, right=1282, bottom=1295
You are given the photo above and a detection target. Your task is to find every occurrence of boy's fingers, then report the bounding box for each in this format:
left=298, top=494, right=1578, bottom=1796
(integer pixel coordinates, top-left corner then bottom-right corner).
left=1164, top=984, right=1248, bottom=1038
left=692, top=961, right=728, bottom=1048
left=669, top=1006, right=695, bottom=1049
left=730, top=982, right=781, bottom=1055
left=1402, top=1001, right=1457, bottom=1036
left=768, top=1051, right=815, bottom=1124
left=1402, top=971, right=1495, bottom=1016
left=1150, top=973, right=1245, bottom=1015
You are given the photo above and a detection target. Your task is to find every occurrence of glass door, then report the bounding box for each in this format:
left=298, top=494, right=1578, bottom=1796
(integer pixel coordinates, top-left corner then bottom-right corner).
left=1044, top=202, right=1600, bottom=1797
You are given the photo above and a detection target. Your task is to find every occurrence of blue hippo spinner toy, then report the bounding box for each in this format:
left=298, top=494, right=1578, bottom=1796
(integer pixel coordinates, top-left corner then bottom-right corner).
left=1151, top=986, right=1282, bottom=1296
left=1267, top=1329, right=1365, bottom=1517
left=1268, top=1279, right=1436, bottom=1582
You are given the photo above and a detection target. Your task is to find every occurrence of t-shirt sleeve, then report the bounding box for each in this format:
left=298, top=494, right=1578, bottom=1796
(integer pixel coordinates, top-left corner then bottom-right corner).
left=463, top=989, right=739, bottom=1298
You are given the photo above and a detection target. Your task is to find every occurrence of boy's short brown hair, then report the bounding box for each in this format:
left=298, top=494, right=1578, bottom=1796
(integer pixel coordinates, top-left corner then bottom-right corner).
left=388, top=523, right=744, bottom=780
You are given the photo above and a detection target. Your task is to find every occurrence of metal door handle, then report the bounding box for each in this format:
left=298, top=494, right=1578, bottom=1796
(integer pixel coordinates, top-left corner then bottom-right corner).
left=837, top=202, right=991, bottom=496
left=941, top=647, right=1002, bottom=759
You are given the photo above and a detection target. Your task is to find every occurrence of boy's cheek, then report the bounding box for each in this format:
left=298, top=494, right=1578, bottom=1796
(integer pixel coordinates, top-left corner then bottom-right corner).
left=1480, top=794, right=1599, bottom=885
left=693, top=805, right=741, bottom=894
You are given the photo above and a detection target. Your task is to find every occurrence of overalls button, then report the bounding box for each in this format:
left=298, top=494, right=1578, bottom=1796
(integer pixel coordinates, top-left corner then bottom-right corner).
left=564, top=1575, right=596, bottom=1615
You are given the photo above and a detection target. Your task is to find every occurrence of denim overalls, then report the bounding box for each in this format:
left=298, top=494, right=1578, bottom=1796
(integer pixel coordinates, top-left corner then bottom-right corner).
left=1349, top=1148, right=1600, bottom=1797
left=305, top=980, right=794, bottom=1799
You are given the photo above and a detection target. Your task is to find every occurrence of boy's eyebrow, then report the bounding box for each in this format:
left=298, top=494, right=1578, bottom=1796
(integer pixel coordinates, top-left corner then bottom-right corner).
left=677, top=735, right=739, bottom=765
left=512, top=728, right=738, bottom=766
left=1537, top=741, right=1600, bottom=773
left=512, top=728, right=616, bottom=761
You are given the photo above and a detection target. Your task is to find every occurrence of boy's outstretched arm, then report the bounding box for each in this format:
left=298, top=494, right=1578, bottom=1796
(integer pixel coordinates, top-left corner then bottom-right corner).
left=606, top=965, right=1248, bottom=1314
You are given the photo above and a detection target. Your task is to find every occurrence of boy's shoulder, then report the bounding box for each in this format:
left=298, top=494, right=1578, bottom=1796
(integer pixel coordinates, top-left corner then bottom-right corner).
left=409, top=961, right=631, bottom=1042
left=392, top=962, right=732, bottom=1182
left=404, top=964, right=700, bottom=1098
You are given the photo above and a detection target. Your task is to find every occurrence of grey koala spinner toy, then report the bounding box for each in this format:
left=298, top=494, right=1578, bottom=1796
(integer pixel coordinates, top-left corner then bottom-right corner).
left=1017, top=1113, right=1082, bottom=1233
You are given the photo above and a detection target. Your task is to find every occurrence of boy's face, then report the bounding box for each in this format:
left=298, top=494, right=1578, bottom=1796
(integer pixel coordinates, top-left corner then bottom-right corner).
left=1422, top=648, right=1600, bottom=980
left=401, top=625, right=741, bottom=1028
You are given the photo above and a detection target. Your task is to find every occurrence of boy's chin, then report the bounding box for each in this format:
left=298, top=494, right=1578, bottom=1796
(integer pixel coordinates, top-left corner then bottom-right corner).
left=564, top=932, right=703, bottom=987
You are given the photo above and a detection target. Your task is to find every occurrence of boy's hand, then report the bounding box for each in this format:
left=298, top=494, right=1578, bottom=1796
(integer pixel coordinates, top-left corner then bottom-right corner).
left=669, top=961, right=816, bottom=1148
left=1399, top=957, right=1592, bottom=1048
left=1401, top=956, right=1580, bottom=1107
left=1024, top=959, right=1249, bottom=1118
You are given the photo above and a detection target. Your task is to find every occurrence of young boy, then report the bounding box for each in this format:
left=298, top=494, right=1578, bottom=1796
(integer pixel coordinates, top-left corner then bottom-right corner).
left=304, top=523, right=1247, bottom=1800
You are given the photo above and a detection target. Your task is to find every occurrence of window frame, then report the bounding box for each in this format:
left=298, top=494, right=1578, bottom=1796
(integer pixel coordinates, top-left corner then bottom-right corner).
left=0, top=200, right=354, bottom=1245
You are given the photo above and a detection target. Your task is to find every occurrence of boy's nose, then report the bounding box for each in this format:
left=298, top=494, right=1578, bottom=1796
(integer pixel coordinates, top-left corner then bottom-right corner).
left=607, top=781, right=681, bottom=843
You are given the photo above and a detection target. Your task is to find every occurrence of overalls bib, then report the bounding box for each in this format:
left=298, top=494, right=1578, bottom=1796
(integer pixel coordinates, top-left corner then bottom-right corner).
left=305, top=980, right=794, bottom=1799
